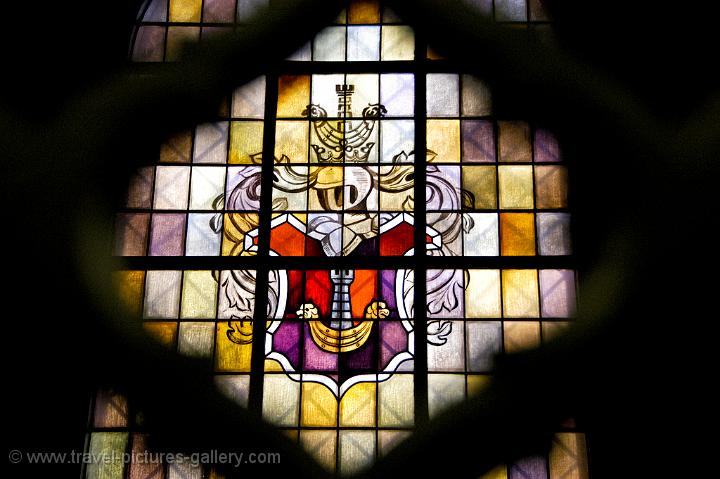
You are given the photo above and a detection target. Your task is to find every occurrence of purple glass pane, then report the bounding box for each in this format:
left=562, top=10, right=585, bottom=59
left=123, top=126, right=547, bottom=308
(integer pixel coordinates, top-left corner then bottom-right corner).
left=379, top=321, right=409, bottom=370
left=539, top=269, right=576, bottom=318
left=272, top=321, right=301, bottom=369
left=509, top=455, right=548, bottom=479
left=303, top=323, right=338, bottom=371
left=203, top=0, right=235, bottom=22
left=537, top=213, right=571, bottom=256
left=140, top=0, right=167, bottom=22
left=534, top=129, right=561, bottom=162
left=149, top=213, right=186, bottom=256
left=114, top=213, right=149, bottom=256
left=132, top=26, right=165, bottom=62
left=463, top=120, right=495, bottom=162
left=381, top=269, right=400, bottom=318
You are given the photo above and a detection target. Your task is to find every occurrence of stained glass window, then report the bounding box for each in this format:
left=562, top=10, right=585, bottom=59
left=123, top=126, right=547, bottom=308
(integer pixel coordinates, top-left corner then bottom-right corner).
left=97, top=1, right=589, bottom=478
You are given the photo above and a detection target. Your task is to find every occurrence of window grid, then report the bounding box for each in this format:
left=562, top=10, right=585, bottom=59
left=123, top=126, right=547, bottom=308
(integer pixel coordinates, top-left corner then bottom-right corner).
left=95, top=1, right=589, bottom=478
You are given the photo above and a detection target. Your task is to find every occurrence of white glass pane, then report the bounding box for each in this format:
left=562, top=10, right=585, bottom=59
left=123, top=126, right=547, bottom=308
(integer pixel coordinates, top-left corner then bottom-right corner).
left=189, top=166, right=226, bottom=210
left=347, top=26, right=380, bottom=61
left=428, top=374, right=465, bottom=418
left=154, top=166, right=190, bottom=209
left=380, top=120, right=414, bottom=162
left=426, top=73, right=459, bottom=117
left=381, top=73, right=414, bottom=117
left=313, top=26, right=346, bottom=61
left=144, top=270, right=182, bottom=318
left=464, top=213, right=499, bottom=256
left=232, top=76, right=265, bottom=118
left=186, top=213, right=221, bottom=256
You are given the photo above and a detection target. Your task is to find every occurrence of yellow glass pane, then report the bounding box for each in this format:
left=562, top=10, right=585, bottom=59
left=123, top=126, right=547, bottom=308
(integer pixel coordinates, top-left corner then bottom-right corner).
left=277, top=75, right=310, bottom=118
left=427, top=120, right=460, bottom=162
left=462, top=166, right=496, bottom=209
left=500, top=213, right=536, bottom=256
left=465, top=269, right=501, bottom=318
left=229, top=122, right=264, bottom=164
left=499, top=121, right=531, bottom=162
left=480, top=465, right=509, bottom=479
left=378, top=374, right=414, bottom=427
left=301, top=383, right=338, bottom=427
left=502, top=269, right=540, bottom=318
left=300, top=430, right=336, bottom=473
left=504, top=321, right=541, bottom=352
left=275, top=121, right=309, bottom=163
left=264, top=358, right=284, bottom=371
left=535, top=165, right=569, bottom=209
left=466, top=374, right=492, bottom=398
left=550, top=433, right=589, bottom=479
left=215, top=322, right=252, bottom=371
left=166, top=27, right=200, bottom=62
left=169, top=0, right=202, bottom=22
left=114, top=271, right=145, bottom=317
left=180, top=271, right=218, bottom=318
left=348, top=0, right=381, bottom=23
left=340, top=382, right=376, bottom=426
left=143, top=322, right=178, bottom=348
left=381, top=26, right=414, bottom=61
left=498, top=165, right=534, bottom=209
left=222, top=213, right=259, bottom=256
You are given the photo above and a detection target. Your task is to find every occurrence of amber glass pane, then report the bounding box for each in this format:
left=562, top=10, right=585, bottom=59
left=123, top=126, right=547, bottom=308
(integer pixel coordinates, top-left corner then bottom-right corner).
left=277, top=75, right=310, bottom=118
left=549, top=433, right=590, bottom=479
left=114, top=271, right=145, bottom=317
left=498, top=121, right=531, bottom=163
left=500, top=213, right=536, bottom=256
left=143, top=322, right=178, bottom=347
left=160, top=130, right=193, bottom=163
left=348, top=0, right=381, bottom=23
left=504, top=321, right=541, bottom=352
left=535, top=165, right=568, bottom=209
